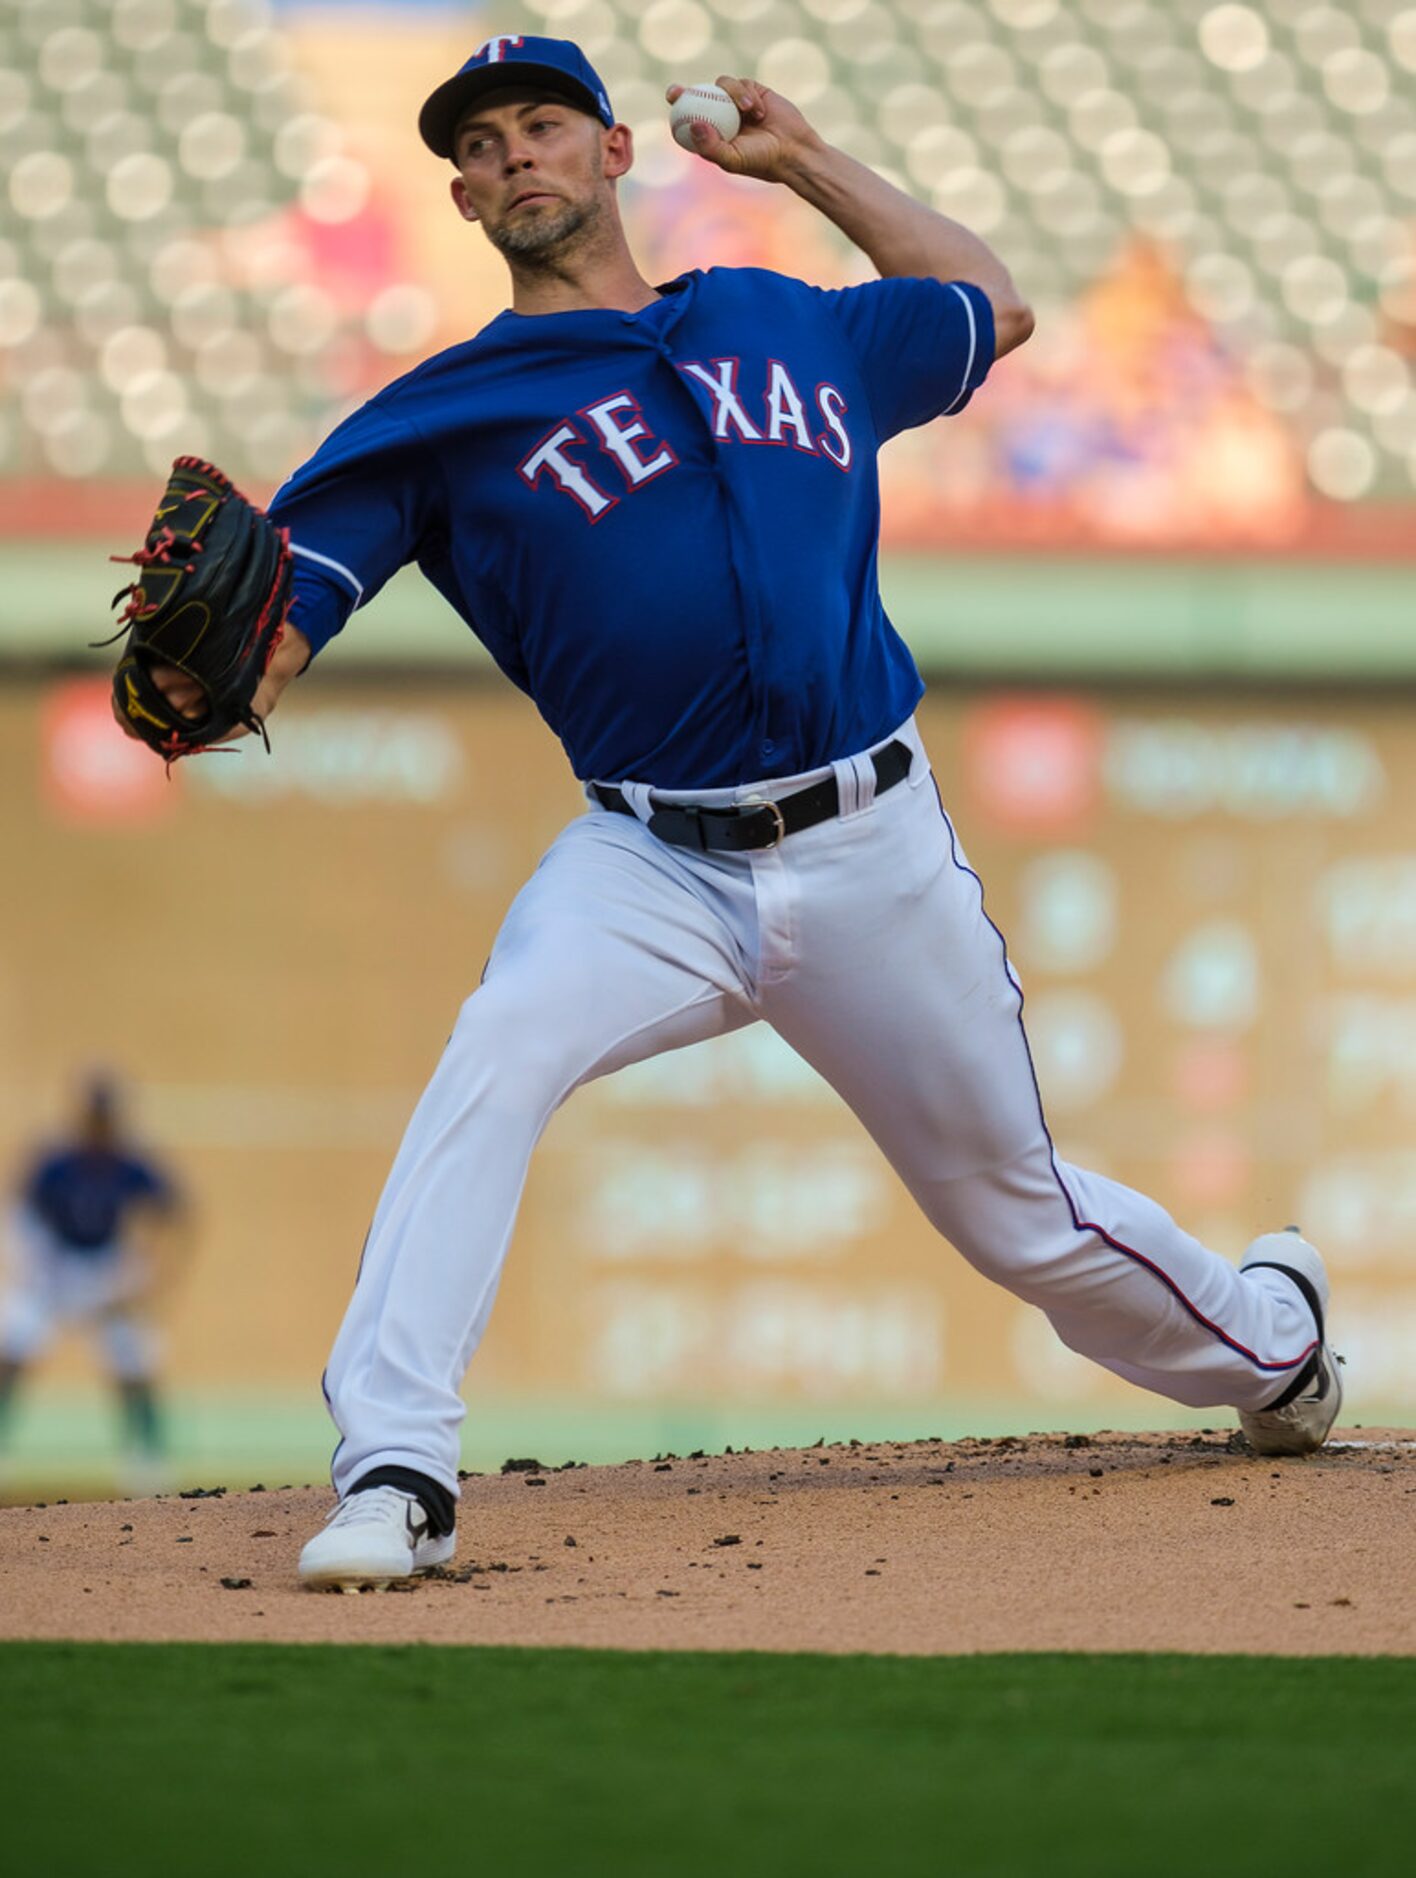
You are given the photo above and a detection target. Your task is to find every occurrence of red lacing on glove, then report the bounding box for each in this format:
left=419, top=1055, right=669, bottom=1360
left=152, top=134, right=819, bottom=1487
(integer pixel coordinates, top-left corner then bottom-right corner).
left=151, top=535, right=292, bottom=764
left=100, top=460, right=291, bottom=762
left=240, top=525, right=293, bottom=666
left=96, top=486, right=212, bottom=643
left=171, top=454, right=272, bottom=516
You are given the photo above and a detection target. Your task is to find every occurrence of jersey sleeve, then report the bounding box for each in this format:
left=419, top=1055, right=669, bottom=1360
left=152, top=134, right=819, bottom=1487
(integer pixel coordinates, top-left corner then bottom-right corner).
left=817, top=276, right=995, bottom=442
left=267, top=399, right=440, bottom=658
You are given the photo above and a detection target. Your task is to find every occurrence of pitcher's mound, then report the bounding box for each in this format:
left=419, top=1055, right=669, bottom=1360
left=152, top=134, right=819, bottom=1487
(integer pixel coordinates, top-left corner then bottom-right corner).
left=1, top=1429, right=1411, bottom=1655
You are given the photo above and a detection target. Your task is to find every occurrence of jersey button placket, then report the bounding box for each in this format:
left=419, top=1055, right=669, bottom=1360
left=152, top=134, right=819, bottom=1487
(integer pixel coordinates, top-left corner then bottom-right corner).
left=670, top=354, right=774, bottom=777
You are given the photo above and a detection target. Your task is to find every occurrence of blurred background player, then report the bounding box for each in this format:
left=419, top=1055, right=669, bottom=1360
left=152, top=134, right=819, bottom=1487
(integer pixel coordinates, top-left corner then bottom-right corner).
left=0, top=1072, right=190, bottom=1495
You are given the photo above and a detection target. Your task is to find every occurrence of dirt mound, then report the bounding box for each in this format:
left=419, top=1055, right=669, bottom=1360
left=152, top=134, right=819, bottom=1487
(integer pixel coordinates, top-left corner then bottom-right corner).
left=1, top=1429, right=1411, bottom=1655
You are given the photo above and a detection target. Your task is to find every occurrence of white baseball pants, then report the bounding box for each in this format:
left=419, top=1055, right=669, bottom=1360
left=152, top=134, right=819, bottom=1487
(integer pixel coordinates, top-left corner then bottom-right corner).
left=1, top=1209, right=157, bottom=1380
left=324, top=718, right=1319, bottom=1500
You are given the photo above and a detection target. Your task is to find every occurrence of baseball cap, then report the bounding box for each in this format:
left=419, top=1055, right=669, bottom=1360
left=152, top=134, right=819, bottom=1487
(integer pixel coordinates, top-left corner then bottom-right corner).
left=418, top=35, right=615, bottom=160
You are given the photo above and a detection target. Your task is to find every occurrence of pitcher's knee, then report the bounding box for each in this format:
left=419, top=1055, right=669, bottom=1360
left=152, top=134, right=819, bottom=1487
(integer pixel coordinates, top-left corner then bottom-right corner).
left=951, top=1223, right=1048, bottom=1292
left=916, top=1174, right=1079, bottom=1300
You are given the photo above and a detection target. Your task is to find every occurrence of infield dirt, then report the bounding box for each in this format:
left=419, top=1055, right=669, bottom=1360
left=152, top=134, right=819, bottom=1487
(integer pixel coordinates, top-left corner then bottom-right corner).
left=1, top=1428, right=1411, bottom=1654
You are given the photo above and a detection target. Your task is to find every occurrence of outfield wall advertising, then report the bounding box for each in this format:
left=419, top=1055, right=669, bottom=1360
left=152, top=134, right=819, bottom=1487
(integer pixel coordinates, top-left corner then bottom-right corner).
left=2, top=677, right=1412, bottom=1466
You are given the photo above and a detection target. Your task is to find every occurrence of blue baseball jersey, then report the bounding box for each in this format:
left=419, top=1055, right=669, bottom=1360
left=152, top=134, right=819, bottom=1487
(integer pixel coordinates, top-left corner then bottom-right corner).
left=22, top=1148, right=172, bottom=1254
left=269, top=266, right=994, bottom=788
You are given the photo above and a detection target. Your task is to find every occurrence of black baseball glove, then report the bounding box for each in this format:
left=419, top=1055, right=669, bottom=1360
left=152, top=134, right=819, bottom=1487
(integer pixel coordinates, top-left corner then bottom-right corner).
left=106, top=455, right=294, bottom=761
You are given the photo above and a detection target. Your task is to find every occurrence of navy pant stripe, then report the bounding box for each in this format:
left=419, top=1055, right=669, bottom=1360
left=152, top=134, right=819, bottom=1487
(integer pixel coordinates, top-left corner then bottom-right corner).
left=929, top=775, right=1316, bottom=1379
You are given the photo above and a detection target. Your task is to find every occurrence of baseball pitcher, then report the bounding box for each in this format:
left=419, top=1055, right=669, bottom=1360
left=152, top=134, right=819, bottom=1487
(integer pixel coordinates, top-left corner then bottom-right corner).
left=107, top=37, right=1341, bottom=1588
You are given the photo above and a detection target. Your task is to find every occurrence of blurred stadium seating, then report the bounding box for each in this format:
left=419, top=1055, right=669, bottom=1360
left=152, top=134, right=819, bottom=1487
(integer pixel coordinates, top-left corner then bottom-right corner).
left=2, top=0, right=1415, bottom=547
left=0, top=0, right=425, bottom=488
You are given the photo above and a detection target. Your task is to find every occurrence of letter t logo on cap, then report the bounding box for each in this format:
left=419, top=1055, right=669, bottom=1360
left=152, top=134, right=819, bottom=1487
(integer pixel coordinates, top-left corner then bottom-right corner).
left=476, top=35, right=525, bottom=63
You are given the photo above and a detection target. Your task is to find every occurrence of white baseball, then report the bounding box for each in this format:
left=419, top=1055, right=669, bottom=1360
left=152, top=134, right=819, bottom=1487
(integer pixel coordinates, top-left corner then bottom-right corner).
left=670, top=83, right=741, bottom=152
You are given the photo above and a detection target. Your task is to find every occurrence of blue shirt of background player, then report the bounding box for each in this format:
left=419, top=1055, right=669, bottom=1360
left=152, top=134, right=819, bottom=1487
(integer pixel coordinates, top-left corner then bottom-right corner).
left=269, top=266, right=994, bottom=790
left=23, top=1149, right=172, bottom=1255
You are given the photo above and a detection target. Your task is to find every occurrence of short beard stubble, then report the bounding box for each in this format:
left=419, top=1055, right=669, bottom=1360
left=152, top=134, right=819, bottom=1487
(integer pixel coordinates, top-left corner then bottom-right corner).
left=486, top=193, right=601, bottom=264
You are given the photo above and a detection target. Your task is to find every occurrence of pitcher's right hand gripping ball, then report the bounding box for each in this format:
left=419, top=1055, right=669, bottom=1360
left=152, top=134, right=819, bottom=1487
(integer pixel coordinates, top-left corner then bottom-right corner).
left=107, top=455, right=294, bottom=762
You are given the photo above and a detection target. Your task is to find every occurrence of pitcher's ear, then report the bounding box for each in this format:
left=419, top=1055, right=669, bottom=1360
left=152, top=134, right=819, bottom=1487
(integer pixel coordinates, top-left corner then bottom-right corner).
left=451, top=176, right=479, bottom=223
left=602, top=122, right=634, bottom=181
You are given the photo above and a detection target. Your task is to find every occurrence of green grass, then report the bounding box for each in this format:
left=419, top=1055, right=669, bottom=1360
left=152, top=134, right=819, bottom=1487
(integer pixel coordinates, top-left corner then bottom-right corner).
left=1, top=1646, right=1409, bottom=1877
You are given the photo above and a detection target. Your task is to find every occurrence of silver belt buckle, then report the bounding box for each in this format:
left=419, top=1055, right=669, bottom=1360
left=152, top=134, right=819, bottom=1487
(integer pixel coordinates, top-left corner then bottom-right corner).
left=739, top=795, right=786, bottom=847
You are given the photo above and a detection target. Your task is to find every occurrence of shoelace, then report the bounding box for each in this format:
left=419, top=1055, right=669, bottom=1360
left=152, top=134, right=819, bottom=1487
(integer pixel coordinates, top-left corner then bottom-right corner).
left=324, top=1487, right=422, bottom=1531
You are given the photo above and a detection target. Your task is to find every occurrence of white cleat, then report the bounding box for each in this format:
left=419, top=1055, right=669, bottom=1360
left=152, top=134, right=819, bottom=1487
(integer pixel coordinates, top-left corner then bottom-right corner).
left=298, top=1486, right=455, bottom=1590
left=1237, top=1230, right=1344, bottom=1457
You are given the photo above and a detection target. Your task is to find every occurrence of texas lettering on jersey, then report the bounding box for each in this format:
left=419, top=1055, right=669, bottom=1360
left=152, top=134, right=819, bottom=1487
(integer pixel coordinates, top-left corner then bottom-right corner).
left=517, top=356, right=853, bottom=520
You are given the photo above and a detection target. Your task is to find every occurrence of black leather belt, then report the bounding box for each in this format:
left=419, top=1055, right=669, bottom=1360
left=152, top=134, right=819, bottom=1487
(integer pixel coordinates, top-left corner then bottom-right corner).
left=590, top=739, right=913, bottom=853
